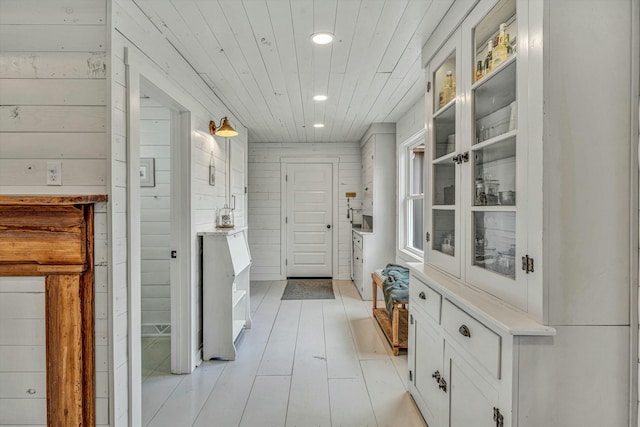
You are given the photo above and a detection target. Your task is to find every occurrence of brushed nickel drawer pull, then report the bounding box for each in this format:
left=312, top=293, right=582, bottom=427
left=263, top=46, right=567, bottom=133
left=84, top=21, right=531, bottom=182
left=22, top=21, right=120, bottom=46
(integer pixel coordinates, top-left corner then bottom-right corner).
left=458, top=324, right=471, bottom=338
left=418, top=291, right=426, bottom=300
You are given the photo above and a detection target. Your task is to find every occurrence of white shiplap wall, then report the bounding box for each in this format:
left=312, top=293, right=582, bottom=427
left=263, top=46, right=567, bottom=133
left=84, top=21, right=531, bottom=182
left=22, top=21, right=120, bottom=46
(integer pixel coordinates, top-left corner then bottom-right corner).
left=0, top=1, right=109, bottom=425
left=0, top=278, right=46, bottom=425
left=112, top=0, right=248, bottom=424
left=247, top=142, right=361, bottom=280
left=140, top=104, right=171, bottom=336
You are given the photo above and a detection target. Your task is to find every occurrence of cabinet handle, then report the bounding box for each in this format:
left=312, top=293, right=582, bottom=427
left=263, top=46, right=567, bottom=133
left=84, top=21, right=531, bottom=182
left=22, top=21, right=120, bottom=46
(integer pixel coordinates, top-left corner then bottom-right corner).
left=418, top=291, right=426, bottom=300
left=432, top=370, right=441, bottom=381
left=438, top=377, right=447, bottom=393
left=493, top=407, right=504, bottom=427
left=458, top=324, right=471, bottom=338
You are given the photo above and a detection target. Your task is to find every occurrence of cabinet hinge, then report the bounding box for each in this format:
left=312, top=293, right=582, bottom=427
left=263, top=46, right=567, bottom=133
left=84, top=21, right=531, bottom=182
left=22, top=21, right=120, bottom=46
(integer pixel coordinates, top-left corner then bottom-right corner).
left=493, top=407, right=504, bottom=427
left=410, top=314, right=414, bottom=325
left=409, top=370, right=413, bottom=381
left=426, top=232, right=430, bottom=242
left=285, top=174, right=288, bottom=182
left=245, top=186, right=248, bottom=194
left=285, top=216, right=288, bottom=224
left=285, top=258, right=288, bottom=266
left=427, top=81, right=431, bottom=92
left=521, top=254, right=534, bottom=273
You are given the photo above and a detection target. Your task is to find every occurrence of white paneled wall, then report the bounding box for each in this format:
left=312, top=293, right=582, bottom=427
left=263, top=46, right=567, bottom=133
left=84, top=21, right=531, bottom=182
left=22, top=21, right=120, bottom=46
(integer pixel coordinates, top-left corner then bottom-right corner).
left=248, top=142, right=362, bottom=280
left=112, top=0, right=248, bottom=423
left=140, top=104, right=171, bottom=336
left=0, top=1, right=109, bottom=425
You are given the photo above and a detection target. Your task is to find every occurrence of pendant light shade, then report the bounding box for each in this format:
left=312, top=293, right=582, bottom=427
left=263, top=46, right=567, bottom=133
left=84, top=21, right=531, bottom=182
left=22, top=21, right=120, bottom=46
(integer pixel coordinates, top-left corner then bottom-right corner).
left=209, top=117, right=238, bottom=137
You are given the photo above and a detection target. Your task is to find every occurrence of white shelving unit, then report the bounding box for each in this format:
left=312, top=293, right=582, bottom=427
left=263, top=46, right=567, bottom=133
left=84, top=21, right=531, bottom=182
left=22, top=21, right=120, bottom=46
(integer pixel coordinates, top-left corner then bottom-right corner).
left=200, top=227, right=251, bottom=361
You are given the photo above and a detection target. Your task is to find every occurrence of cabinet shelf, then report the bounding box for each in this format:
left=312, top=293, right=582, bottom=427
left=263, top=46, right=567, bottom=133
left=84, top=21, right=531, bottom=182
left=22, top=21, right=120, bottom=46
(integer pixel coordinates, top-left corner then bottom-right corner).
left=434, top=98, right=456, bottom=118
left=473, top=130, right=516, bottom=151
left=472, top=53, right=517, bottom=90
left=232, top=289, right=246, bottom=308
left=433, top=152, right=458, bottom=164
left=470, top=206, right=516, bottom=212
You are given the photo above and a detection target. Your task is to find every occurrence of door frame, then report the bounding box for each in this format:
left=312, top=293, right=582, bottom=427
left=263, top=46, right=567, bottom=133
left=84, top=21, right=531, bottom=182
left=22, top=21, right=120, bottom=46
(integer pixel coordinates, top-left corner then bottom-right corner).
left=125, top=48, right=192, bottom=426
left=280, top=157, right=339, bottom=279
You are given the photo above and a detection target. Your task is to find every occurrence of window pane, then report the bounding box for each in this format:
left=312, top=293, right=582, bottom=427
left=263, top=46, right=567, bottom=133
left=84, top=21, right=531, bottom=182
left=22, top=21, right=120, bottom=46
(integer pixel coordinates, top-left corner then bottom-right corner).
left=409, top=198, right=424, bottom=251
left=410, top=145, right=424, bottom=195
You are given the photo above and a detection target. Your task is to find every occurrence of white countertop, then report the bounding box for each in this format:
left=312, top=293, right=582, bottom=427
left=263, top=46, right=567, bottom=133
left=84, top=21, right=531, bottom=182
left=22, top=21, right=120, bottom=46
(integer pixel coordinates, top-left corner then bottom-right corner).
left=407, top=262, right=555, bottom=337
left=198, top=226, right=247, bottom=236
left=352, top=228, right=373, bottom=235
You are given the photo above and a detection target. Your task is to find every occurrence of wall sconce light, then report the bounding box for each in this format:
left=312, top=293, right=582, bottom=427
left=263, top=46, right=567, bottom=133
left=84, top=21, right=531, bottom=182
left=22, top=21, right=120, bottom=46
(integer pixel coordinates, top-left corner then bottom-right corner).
left=209, top=117, right=238, bottom=137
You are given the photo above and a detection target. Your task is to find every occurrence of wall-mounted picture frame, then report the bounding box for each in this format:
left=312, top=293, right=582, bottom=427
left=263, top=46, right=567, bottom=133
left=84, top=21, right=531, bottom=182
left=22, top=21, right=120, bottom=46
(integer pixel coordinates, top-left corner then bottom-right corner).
left=209, top=165, right=216, bottom=186
left=140, top=157, right=155, bottom=187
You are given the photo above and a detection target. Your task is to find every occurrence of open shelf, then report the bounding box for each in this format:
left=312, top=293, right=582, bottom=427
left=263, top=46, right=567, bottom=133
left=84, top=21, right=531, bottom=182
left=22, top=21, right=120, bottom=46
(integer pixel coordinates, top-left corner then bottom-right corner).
left=232, top=320, right=245, bottom=341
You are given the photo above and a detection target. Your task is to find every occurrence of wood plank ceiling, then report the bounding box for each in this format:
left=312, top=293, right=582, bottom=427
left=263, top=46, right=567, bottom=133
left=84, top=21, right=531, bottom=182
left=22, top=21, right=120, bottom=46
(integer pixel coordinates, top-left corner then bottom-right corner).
left=133, top=0, right=454, bottom=143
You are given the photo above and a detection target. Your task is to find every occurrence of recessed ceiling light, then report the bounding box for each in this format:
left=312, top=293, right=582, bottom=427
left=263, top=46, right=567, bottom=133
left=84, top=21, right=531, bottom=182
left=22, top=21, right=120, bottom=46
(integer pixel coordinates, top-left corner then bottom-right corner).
left=313, top=95, right=328, bottom=101
left=313, top=123, right=325, bottom=128
left=311, top=33, right=334, bottom=45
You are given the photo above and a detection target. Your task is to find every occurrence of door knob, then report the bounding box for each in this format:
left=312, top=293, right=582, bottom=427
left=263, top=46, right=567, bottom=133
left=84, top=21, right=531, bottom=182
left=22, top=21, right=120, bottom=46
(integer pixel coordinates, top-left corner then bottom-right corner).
left=327, top=224, right=331, bottom=229
left=418, top=291, right=426, bottom=300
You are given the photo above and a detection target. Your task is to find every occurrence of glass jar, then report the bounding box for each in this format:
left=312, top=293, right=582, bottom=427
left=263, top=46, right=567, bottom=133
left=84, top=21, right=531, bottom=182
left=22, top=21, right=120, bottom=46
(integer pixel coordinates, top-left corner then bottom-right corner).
left=216, top=204, right=234, bottom=228
left=484, top=179, right=500, bottom=205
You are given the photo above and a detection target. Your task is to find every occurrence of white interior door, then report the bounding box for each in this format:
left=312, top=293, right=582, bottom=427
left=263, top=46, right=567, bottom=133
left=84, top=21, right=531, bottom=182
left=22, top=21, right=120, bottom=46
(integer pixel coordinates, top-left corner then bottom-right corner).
left=285, top=163, right=333, bottom=277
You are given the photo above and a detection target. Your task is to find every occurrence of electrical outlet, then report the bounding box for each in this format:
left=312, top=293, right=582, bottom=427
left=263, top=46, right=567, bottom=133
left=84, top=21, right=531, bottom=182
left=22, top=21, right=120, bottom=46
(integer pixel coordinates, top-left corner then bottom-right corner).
left=46, top=161, right=62, bottom=185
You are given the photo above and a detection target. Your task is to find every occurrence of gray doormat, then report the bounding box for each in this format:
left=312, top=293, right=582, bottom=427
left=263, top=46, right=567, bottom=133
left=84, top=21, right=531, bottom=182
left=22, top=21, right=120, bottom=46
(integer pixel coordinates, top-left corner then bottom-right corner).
left=281, top=278, right=335, bottom=300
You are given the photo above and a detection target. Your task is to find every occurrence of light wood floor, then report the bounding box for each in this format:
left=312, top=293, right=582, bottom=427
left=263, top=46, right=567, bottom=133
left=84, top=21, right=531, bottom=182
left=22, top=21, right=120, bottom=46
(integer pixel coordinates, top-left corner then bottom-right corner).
left=141, top=280, right=427, bottom=427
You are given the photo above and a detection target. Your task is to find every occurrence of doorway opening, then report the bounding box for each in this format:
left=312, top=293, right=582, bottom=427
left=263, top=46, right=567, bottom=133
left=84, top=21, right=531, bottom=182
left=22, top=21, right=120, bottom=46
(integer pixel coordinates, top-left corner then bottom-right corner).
left=138, top=92, right=173, bottom=384
left=125, top=66, right=192, bottom=426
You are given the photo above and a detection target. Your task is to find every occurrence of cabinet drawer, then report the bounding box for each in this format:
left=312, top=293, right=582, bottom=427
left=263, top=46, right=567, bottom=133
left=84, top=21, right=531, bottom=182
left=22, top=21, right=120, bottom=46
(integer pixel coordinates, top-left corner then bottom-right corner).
left=352, top=232, right=363, bottom=250
left=409, top=276, right=441, bottom=324
left=441, top=300, right=501, bottom=379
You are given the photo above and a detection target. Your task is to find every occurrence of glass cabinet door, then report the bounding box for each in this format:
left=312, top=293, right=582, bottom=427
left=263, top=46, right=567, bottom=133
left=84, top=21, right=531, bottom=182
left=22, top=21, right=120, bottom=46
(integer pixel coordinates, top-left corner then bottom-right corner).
left=423, top=0, right=529, bottom=311
left=426, top=35, right=461, bottom=277
left=464, top=0, right=527, bottom=310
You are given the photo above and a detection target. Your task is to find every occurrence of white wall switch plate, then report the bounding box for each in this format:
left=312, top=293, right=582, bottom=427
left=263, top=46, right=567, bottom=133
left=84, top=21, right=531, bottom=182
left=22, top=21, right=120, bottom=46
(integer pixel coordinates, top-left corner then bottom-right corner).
left=46, top=161, right=62, bottom=185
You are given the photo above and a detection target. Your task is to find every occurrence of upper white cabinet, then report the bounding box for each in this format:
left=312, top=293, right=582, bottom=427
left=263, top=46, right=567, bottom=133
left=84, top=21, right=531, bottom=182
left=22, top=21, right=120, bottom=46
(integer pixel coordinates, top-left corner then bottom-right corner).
left=413, top=0, right=635, bottom=425
left=425, top=0, right=534, bottom=318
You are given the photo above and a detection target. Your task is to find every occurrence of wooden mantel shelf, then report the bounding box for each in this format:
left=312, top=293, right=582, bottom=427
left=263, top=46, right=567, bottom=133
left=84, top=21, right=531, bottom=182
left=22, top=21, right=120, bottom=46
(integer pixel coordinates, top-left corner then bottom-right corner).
left=0, top=194, right=107, bottom=427
left=0, top=194, right=107, bottom=205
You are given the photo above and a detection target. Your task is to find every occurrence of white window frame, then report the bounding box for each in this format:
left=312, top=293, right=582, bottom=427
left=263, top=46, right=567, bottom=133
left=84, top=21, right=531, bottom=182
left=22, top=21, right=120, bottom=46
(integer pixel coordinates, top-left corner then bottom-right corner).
left=398, top=130, right=426, bottom=261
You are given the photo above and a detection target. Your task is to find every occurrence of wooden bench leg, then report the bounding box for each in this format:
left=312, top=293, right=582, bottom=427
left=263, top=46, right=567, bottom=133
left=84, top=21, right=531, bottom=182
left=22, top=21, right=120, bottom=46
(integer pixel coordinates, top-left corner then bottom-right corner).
left=372, top=276, right=377, bottom=313
left=392, top=304, right=400, bottom=356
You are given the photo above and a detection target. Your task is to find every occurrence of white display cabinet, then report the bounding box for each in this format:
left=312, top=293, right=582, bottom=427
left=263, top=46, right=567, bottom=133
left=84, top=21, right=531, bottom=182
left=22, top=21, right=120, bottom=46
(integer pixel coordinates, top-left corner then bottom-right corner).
left=410, top=0, right=636, bottom=426
left=200, top=227, right=252, bottom=361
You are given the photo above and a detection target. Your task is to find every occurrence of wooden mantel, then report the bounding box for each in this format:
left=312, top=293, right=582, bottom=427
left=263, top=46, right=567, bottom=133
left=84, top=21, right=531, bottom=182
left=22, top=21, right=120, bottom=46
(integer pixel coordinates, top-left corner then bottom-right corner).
left=0, top=195, right=107, bottom=427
